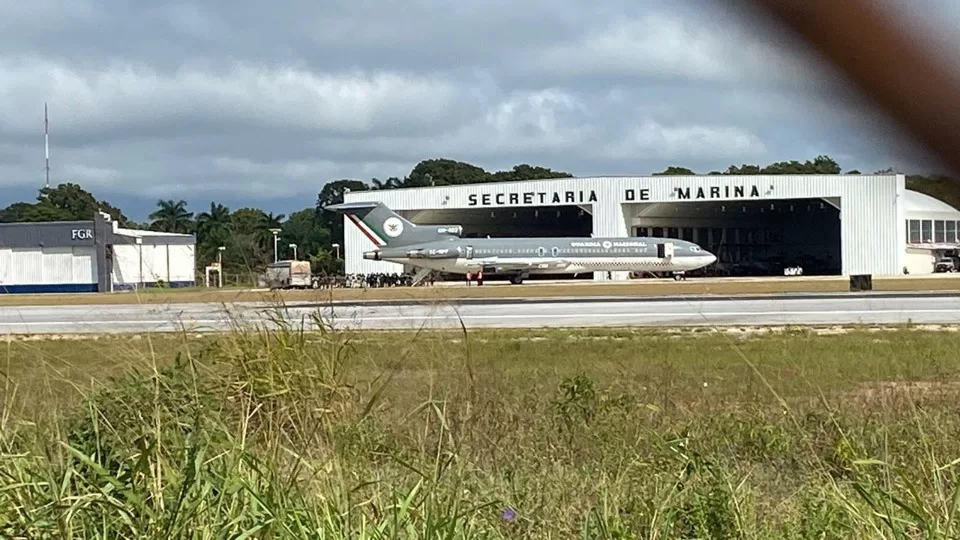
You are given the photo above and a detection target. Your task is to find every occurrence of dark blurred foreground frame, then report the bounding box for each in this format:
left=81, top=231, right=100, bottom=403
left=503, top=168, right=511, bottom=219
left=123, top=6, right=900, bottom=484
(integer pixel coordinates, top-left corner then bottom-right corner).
left=739, top=0, right=960, bottom=176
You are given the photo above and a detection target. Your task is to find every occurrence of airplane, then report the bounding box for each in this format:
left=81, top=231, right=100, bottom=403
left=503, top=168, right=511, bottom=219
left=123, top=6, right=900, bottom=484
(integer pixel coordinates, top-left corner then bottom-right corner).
left=325, top=200, right=718, bottom=284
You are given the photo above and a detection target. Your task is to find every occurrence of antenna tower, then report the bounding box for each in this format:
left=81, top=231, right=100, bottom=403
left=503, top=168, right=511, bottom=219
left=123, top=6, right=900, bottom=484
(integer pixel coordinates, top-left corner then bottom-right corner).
left=44, top=102, right=50, bottom=188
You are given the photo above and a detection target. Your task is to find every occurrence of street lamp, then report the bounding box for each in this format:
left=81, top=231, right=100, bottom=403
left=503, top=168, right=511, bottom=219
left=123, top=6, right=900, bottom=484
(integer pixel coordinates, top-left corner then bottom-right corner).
left=289, top=243, right=297, bottom=260
left=216, top=246, right=225, bottom=288
left=135, top=236, right=143, bottom=290
left=269, top=228, right=281, bottom=263
left=332, top=243, right=340, bottom=259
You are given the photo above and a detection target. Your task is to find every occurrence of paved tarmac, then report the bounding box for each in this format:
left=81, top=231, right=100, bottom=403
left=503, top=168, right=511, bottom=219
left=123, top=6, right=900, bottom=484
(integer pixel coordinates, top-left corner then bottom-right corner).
left=1, top=293, right=959, bottom=334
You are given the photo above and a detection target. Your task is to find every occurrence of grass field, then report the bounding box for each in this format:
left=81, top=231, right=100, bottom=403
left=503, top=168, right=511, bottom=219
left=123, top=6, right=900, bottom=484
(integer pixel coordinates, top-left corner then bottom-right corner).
left=4, top=319, right=960, bottom=538
left=1, top=274, right=959, bottom=306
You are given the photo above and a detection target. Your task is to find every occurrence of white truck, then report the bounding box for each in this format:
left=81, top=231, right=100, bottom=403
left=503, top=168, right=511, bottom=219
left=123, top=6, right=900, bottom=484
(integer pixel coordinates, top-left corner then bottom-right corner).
left=261, top=260, right=313, bottom=289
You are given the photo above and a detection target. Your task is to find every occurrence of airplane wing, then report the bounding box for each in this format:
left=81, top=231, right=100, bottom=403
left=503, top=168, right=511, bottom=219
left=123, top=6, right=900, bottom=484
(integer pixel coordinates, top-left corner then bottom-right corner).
left=472, top=257, right=573, bottom=271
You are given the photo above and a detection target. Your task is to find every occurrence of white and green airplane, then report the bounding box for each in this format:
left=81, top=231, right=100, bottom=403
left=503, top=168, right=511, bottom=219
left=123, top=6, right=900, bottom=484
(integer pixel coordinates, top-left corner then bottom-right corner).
left=327, top=201, right=717, bottom=284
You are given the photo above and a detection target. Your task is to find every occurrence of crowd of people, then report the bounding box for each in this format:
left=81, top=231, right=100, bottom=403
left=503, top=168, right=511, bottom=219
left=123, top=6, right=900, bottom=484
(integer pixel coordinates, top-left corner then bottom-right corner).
left=312, top=272, right=431, bottom=289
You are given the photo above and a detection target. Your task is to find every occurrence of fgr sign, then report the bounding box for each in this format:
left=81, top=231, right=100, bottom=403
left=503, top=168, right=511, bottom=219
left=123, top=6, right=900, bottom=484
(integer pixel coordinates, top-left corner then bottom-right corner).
left=71, top=229, right=93, bottom=240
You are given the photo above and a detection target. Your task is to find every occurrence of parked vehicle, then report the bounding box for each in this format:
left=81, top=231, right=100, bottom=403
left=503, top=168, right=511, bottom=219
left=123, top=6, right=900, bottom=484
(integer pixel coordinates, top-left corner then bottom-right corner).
left=935, top=257, right=957, bottom=273
left=261, top=260, right=313, bottom=289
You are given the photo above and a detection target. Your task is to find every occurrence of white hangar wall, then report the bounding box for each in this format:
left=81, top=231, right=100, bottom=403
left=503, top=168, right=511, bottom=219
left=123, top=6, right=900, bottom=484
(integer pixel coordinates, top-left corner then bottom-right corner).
left=109, top=227, right=197, bottom=290
left=0, top=246, right=98, bottom=293
left=341, top=174, right=906, bottom=279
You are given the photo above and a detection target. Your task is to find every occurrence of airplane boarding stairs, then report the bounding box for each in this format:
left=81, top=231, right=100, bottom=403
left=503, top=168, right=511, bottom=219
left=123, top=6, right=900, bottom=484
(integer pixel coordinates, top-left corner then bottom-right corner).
left=411, top=267, right=433, bottom=286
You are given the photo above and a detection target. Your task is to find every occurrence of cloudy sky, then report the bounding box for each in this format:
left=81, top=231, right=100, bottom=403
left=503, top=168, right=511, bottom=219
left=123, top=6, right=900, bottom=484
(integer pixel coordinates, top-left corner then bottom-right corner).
left=1, top=0, right=958, bottom=221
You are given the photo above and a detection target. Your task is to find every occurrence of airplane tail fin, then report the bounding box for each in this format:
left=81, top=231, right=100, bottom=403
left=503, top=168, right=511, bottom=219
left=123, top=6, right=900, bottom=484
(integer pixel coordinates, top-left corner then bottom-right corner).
left=324, top=201, right=461, bottom=247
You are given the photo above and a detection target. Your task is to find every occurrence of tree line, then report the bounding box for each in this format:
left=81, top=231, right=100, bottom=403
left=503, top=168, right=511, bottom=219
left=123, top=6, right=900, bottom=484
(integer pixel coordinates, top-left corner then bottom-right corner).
left=0, top=156, right=956, bottom=280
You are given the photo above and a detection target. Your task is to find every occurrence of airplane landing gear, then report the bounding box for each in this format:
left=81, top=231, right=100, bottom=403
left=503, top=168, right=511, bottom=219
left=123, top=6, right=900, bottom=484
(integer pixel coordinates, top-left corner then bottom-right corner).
left=672, top=271, right=687, bottom=281
left=509, top=273, right=527, bottom=285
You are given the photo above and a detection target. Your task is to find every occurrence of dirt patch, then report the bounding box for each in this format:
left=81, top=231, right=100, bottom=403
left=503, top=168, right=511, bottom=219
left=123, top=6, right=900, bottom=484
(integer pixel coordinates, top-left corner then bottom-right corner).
left=853, top=380, right=960, bottom=400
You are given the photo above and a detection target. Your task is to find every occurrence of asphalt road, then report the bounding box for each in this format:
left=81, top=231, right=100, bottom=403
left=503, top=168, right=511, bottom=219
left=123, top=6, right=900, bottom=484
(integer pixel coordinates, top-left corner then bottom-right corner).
left=2, top=293, right=960, bottom=334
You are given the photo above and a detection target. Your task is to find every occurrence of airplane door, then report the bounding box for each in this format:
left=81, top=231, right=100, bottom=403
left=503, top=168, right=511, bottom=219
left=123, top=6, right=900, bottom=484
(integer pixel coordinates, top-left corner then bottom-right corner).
left=465, top=246, right=474, bottom=259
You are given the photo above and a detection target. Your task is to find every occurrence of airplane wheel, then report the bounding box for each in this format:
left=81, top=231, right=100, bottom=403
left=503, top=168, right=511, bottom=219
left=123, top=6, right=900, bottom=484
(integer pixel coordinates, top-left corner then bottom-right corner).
left=510, top=275, right=524, bottom=285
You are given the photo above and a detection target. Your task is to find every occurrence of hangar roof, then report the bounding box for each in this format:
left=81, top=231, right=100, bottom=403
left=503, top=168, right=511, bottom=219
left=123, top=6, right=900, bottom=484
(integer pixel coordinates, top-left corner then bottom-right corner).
left=904, top=189, right=960, bottom=220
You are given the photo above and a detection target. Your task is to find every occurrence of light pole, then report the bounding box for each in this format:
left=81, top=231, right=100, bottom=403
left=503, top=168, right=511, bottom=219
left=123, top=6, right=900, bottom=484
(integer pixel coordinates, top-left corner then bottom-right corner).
left=289, top=243, right=297, bottom=260
left=332, top=242, right=340, bottom=259
left=217, top=246, right=225, bottom=288
left=269, top=228, right=281, bottom=263
left=135, top=237, right=143, bottom=290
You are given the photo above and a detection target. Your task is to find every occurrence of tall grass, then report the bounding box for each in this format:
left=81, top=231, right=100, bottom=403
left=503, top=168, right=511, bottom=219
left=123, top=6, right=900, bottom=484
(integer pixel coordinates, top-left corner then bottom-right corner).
left=3, top=312, right=960, bottom=538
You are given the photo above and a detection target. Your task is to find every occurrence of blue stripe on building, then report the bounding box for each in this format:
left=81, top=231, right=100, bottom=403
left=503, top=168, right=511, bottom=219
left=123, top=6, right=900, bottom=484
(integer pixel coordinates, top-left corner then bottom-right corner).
left=0, top=281, right=196, bottom=294
left=0, top=283, right=99, bottom=294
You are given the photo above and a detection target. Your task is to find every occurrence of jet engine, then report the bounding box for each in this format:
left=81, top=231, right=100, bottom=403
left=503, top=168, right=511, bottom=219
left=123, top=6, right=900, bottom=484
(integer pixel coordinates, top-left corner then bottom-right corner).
left=363, top=250, right=382, bottom=260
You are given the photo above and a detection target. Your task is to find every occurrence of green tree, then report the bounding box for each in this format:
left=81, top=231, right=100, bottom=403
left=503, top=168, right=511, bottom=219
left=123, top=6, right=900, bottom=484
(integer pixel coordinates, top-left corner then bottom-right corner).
left=653, top=166, right=696, bottom=176
left=281, top=209, right=330, bottom=262
left=489, top=164, right=574, bottom=182
left=0, top=183, right=131, bottom=225
left=316, top=179, right=371, bottom=248
left=371, top=177, right=403, bottom=189
left=406, top=158, right=488, bottom=186
left=194, top=202, right=233, bottom=266
left=149, top=199, right=194, bottom=233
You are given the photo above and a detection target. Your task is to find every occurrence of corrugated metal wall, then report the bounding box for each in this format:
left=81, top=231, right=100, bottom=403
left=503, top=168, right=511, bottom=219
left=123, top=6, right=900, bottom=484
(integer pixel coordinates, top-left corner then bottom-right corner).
left=168, top=244, right=197, bottom=283
left=111, top=243, right=197, bottom=288
left=0, top=246, right=97, bottom=293
left=342, top=174, right=905, bottom=277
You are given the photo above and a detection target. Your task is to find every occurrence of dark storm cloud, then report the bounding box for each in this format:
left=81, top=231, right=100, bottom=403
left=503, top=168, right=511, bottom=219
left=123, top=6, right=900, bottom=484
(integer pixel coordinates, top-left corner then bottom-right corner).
left=0, top=0, right=956, bottom=217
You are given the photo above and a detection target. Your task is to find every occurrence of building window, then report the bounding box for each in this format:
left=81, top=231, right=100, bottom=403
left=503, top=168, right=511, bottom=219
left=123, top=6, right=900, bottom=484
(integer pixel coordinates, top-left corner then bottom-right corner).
left=909, top=220, right=921, bottom=243
left=667, top=227, right=679, bottom=239
left=922, top=220, right=933, bottom=242
left=635, top=227, right=648, bottom=237
left=947, top=221, right=956, bottom=243
left=935, top=220, right=946, bottom=243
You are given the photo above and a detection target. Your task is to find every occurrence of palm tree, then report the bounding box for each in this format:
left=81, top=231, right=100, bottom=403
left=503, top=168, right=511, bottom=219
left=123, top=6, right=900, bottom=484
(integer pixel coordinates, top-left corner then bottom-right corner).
left=196, top=202, right=231, bottom=237
left=263, top=212, right=285, bottom=230
left=149, top=199, right=194, bottom=233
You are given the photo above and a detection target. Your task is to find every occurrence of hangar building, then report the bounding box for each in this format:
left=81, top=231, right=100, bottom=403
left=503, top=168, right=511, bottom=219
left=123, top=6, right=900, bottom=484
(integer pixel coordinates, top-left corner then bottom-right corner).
left=340, top=173, right=960, bottom=280
left=0, top=212, right=196, bottom=293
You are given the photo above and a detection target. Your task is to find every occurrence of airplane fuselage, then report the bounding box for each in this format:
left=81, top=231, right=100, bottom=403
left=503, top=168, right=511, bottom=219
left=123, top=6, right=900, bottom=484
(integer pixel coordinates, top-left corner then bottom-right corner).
left=364, top=235, right=717, bottom=277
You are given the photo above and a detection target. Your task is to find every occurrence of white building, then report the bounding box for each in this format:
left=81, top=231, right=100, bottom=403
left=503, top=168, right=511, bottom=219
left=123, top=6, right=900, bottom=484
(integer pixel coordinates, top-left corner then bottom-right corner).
left=108, top=224, right=197, bottom=291
left=340, top=173, right=960, bottom=279
left=904, top=190, right=960, bottom=274
left=0, top=212, right=196, bottom=294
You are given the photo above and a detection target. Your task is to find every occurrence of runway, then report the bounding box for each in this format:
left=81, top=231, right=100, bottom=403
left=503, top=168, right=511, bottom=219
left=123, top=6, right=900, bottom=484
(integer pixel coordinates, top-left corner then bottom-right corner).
left=2, top=293, right=960, bottom=334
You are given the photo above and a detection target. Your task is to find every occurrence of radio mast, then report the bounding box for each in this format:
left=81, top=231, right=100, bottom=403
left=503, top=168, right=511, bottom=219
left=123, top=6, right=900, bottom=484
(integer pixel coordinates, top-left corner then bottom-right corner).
left=44, top=102, right=50, bottom=188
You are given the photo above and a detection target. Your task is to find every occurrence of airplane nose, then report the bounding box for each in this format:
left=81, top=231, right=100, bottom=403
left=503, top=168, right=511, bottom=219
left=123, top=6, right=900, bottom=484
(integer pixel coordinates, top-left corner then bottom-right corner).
left=706, top=251, right=717, bottom=264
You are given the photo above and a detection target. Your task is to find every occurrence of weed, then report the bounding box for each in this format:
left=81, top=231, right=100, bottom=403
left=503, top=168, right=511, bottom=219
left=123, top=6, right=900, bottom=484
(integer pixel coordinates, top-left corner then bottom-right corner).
left=2, top=316, right=960, bottom=537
